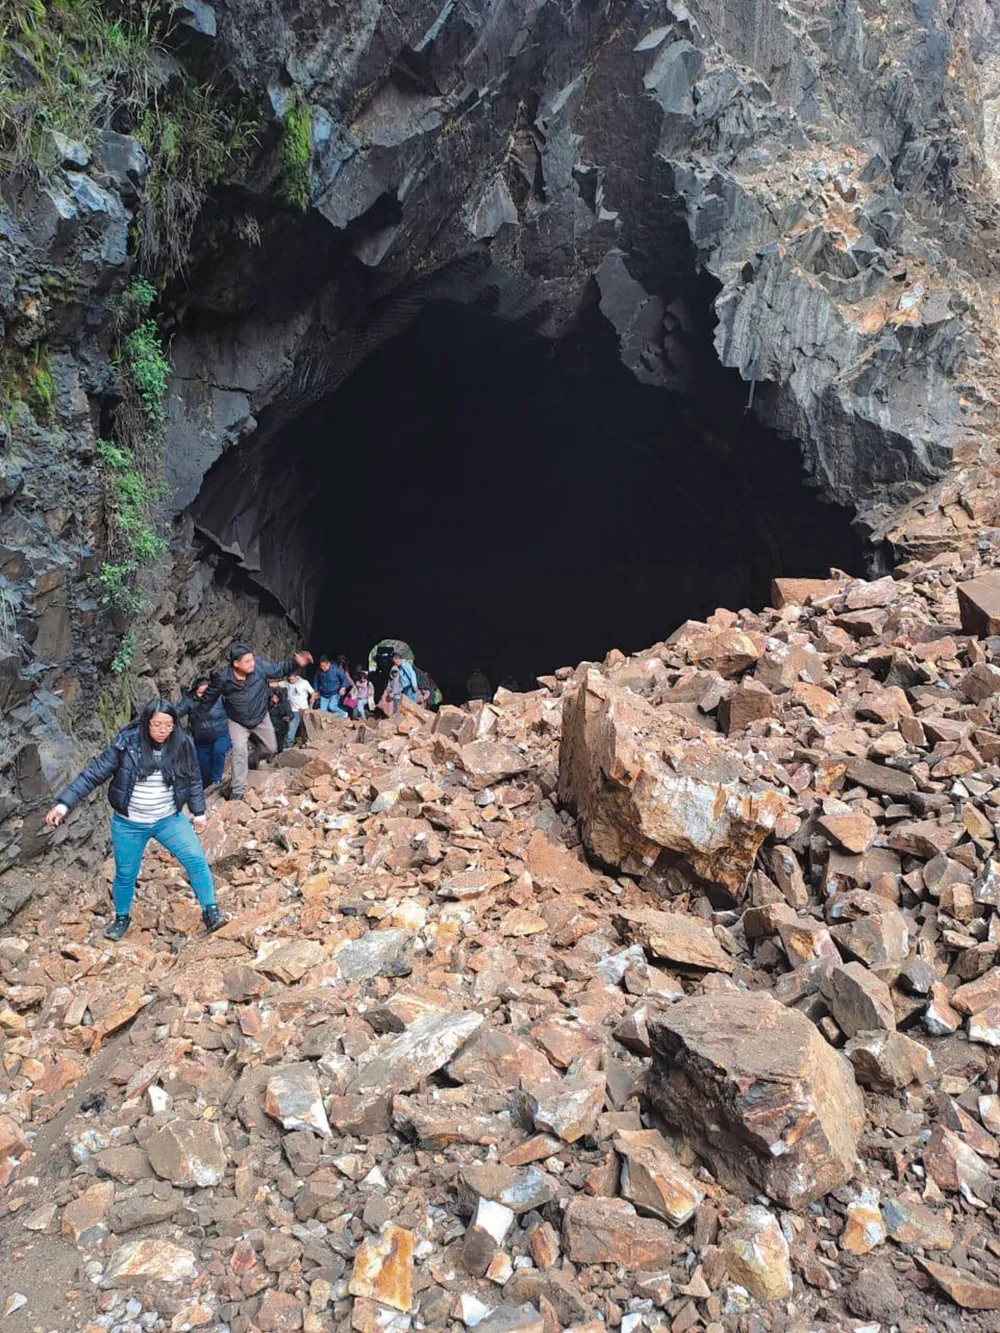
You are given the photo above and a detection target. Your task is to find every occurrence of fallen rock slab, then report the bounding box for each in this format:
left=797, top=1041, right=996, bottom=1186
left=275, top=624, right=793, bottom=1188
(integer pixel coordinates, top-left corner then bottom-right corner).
left=559, top=672, right=786, bottom=899
left=521, top=1072, right=606, bottom=1143
left=265, top=1065, right=333, bottom=1138
left=616, top=907, right=732, bottom=972
left=648, top=991, right=863, bottom=1208
left=146, top=1119, right=227, bottom=1188
left=349, top=1011, right=484, bottom=1095
left=349, top=1225, right=414, bottom=1313
left=722, top=1205, right=793, bottom=1301
left=821, top=962, right=896, bottom=1037
left=957, top=571, right=1000, bottom=637
left=614, top=1128, right=704, bottom=1224
left=562, top=1196, right=676, bottom=1268
left=101, top=1239, right=197, bottom=1287
left=845, top=1030, right=935, bottom=1090
left=917, top=1258, right=1000, bottom=1310
left=334, top=929, right=414, bottom=981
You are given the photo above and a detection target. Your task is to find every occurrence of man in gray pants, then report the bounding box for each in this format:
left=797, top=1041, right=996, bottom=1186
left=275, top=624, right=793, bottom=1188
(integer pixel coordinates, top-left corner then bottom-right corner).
left=202, top=642, right=313, bottom=800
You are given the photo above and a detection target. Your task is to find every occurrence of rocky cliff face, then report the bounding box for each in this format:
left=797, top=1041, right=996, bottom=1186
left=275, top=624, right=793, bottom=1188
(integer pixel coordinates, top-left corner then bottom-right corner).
left=3, top=0, right=1000, bottom=881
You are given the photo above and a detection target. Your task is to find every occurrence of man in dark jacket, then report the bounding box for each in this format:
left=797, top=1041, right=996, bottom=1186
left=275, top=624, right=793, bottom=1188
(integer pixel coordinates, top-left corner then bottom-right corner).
left=314, top=655, right=350, bottom=715
left=203, top=642, right=313, bottom=800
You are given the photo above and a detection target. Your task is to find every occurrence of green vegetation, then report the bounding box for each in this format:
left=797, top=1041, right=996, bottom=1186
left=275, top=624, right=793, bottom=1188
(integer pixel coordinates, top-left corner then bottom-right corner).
left=0, top=0, right=157, bottom=169
left=97, top=436, right=165, bottom=563
left=0, top=343, right=56, bottom=423
left=136, top=79, right=259, bottom=276
left=97, top=280, right=170, bottom=664
left=126, top=277, right=156, bottom=314
left=122, top=318, right=169, bottom=422
left=111, top=626, right=136, bottom=674
left=278, top=100, right=312, bottom=210
left=0, top=0, right=258, bottom=276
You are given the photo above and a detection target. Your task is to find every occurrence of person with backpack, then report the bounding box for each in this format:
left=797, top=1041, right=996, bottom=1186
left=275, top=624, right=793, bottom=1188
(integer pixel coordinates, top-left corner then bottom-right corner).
left=201, top=642, right=313, bottom=800
left=178, top=677, right=231, bottom=788
left=394, top=651, right=419, bottom=701
left=43, top=699, right=224, bottom=941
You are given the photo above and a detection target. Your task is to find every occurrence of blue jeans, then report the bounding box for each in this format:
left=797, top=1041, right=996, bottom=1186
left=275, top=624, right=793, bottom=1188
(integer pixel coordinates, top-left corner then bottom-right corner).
left=286, top=711, right=304, bottom=744
left=110, top=812, right=216, bottom=917
left=196, top=734, right=231, bottom=786
left=318, top=695, right=347, bottom=716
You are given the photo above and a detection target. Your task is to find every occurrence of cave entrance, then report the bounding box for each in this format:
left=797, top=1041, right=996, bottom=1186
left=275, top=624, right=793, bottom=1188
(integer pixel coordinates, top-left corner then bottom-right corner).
left=193, top=293, right=869, bottom=700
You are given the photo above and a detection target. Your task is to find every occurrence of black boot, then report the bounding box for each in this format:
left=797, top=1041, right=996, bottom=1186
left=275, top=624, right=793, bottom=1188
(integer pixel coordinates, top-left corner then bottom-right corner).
left=104, top=914, right=131, bottom=942
left=202, top=904, right=227, bottom=933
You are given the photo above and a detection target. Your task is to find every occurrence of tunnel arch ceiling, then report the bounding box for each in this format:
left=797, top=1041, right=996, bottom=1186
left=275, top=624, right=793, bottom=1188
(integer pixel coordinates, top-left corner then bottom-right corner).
left=188, top=252, right=872, bottom=696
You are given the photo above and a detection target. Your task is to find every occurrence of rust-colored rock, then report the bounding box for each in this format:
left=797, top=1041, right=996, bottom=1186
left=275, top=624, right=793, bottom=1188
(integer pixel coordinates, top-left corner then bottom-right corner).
left=666, top=622, right=763, bottom=677
left=771, top=577, right=845, bottom=608
left=957, top=571, right=1000, bottom=638
left=917, top=1258, right=1000, bottom=1310
left=349, top=1225, right=414, bottom=1312
left=562, top=1196, right=676, bottom=1268
left=648, top=992, right=863, bottom=1208
left=821, top=962, right=896, bottom=1037
left=616, top=907, right=732, bottom=972
left=818, top=812, right=876, bottom=854
left=614, top=1128, right=704, bottom=1225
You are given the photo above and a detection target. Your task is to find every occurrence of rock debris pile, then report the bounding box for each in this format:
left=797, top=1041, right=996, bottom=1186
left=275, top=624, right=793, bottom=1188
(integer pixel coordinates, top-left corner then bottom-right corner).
left=10, top=550, right=1000, bottom=1330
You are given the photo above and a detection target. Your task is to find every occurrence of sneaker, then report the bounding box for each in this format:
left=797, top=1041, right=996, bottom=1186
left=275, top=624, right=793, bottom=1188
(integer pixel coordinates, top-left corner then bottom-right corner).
left=202, top=905, right=227, bottom=933
left=227, top=791, right=245, bottom=802
left=104, top=914, right=131, bottom=942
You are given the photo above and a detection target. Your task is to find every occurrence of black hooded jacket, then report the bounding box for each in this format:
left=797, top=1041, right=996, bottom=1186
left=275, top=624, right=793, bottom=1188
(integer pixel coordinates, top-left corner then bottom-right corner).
left=56, top=724, right=206, bottom=817
left=202, top=654, right=298, bottom=729
left=177, top=693, right=229, bottom=744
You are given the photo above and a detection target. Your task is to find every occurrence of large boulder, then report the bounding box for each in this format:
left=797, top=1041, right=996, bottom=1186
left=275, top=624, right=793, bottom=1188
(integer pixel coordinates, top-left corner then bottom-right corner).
left=648, top=991, right=863, bottom=1208
left=558, top=671, right=786, bottom=901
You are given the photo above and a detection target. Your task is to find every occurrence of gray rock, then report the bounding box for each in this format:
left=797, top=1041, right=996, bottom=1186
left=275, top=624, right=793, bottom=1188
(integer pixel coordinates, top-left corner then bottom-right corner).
left=334, top=929, right=414, bottom=981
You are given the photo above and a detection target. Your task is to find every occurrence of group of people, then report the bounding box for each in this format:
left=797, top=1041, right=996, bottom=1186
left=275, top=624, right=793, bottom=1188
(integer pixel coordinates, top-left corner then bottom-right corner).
left=43, top=638, right=433, bottom=944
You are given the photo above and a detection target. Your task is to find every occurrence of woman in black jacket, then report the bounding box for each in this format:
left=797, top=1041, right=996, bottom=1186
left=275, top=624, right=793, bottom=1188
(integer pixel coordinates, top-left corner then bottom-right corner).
left=44, top=699, right=226, bottom=942
left=178, top=677, right=232, bottom=788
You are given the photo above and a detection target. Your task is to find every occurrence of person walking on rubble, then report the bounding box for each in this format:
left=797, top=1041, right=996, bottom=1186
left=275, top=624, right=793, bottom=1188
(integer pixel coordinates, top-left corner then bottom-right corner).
left=284, top=669, right=314, bottom=746
left=394, top=650, right=419, bottom=701
left=43, top=699, right=224, bottom=941
left=314, top=654, right=351, bottom=715
left=350, top=667, right=373, bottom=720
left=380, top=663, right=406, bottom=716
left=178, top=676, right=231, bottom=788
left=202, top=641, right=313, bottom=800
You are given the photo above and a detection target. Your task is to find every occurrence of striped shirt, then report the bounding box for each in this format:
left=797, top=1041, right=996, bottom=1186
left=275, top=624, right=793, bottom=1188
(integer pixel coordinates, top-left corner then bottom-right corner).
left=126, top=753, right=176, bottom=824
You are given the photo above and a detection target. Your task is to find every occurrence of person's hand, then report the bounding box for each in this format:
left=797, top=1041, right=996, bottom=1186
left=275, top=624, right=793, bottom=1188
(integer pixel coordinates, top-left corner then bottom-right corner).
left=294, top=650, right=313, bottom=666
left=44, top=807, right=64, bottom=828
left=193, top=815, right=207, bottom=831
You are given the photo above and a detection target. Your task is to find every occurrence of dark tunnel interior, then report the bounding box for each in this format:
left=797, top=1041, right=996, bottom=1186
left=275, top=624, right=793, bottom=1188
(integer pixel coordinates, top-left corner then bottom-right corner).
left=194, top=298, right=871, bottom=701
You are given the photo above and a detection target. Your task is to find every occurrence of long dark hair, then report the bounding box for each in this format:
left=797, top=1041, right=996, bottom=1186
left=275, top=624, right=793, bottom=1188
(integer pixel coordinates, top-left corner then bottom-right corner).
left=189, top=676, right=210, bottom=696
left=137, top=699, right=185, bottom=779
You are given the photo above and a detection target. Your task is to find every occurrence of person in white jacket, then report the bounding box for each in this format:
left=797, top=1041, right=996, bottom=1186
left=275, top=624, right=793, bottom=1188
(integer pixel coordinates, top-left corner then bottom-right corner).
left=284, top=671, right=315, bottom=746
